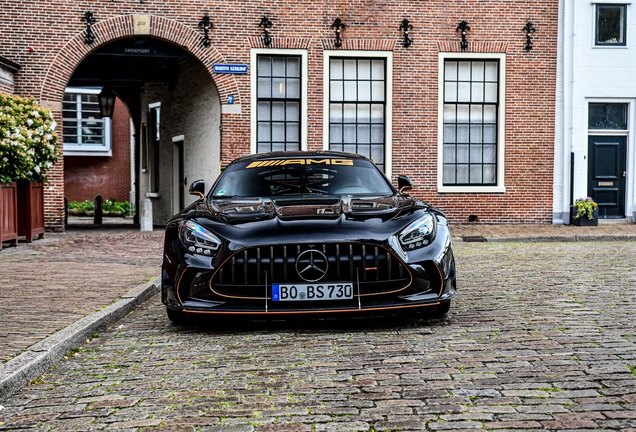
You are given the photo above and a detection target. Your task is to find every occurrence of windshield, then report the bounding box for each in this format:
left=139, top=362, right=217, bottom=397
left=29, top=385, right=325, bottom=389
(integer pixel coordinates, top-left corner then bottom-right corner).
left=210, top=157, right=394, bottom=198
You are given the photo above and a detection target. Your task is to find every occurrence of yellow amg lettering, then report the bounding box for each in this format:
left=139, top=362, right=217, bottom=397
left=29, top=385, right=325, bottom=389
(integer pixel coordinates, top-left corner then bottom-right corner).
left=281, top=159, right=306, bottom=166
left=305, top=159, right=331, bottom=165
left=330, top=159, right=354, bottom=165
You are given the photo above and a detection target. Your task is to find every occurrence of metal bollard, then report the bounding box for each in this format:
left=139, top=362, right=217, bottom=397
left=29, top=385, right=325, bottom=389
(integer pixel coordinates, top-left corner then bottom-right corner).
left=94, top=195, right=103, bottom=225
left=140, top=198, right=153, bottom=231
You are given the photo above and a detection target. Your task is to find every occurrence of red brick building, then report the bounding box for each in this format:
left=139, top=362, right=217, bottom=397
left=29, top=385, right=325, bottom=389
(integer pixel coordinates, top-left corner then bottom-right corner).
left=1, top=0, right=558, bottom=229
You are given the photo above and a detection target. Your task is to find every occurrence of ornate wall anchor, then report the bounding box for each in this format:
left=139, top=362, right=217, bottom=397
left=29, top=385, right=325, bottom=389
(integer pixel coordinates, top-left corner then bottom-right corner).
left=456, top=20, right=470, bottom=52
left=400, top=19, right=413, bottom=48
left=332, top=18, right=346, bottom=48
left=199, top=14, right=212, bottom=47
left=259, top=16, right=273, bottom=47
left=523, top=20, right=536, bottom=51
left=82, top=12, right=96, bottom=45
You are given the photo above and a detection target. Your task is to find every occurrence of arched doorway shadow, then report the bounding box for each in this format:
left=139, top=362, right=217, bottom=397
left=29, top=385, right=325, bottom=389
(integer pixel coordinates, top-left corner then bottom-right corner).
left=39, top=16, right=238, bottom=229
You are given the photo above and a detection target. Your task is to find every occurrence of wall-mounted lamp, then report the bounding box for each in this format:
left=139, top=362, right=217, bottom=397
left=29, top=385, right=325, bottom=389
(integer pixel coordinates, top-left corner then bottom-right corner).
left=259, top=16, right=273, bottom=46
left=82, top=12, right=96, bottom=44
left=198, top=14, right=212, bottom=47
left=523, top=19, right=536, bottom=51
left=456, top=20, right=470, bottom=52
left=332, top=18, right=346, bottom=47
left=98, top=86, right=116, bottom=118
left=399, top=19, right=413, bottom=48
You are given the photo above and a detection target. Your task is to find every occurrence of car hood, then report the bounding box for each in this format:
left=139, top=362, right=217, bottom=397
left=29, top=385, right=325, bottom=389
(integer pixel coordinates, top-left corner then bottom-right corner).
left=183, top=194, right=432, bottom=245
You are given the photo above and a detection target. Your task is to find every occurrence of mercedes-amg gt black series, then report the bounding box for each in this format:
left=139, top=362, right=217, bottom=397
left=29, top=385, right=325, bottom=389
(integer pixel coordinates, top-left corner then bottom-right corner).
left=162, top=151, right=456, bottom=323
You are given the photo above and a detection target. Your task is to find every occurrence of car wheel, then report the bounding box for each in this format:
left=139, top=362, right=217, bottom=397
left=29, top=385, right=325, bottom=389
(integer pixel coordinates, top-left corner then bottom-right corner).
left=431, top=300, right=451, bottom=318
left=166, top=307, right=188, bottom=325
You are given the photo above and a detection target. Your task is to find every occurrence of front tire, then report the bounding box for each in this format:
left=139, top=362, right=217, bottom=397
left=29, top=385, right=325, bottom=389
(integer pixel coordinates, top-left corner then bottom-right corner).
left=431, top=300, right=451, bottom=318
left=166, top=307, right=188, bottom=325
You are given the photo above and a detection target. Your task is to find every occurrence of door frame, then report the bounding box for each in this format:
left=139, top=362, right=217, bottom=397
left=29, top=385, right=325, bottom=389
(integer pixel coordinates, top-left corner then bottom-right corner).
left=585, top=99, right=635, bottom=222
left=172, top=135, right=185, bottom=215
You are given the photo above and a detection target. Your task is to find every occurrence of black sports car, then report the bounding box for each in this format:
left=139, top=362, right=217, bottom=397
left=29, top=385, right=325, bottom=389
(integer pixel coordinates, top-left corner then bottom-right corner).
left=162, top=151, right=456, bottom=323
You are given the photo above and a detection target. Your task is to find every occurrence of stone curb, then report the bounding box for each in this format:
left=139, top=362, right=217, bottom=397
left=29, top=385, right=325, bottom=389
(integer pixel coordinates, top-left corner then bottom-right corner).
left=453, top=234, right=636, bottom=243
left=0, top=276, right=160, bottom=400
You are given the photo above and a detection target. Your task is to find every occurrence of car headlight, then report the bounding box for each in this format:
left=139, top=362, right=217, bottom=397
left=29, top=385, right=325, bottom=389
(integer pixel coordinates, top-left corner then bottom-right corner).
left=398, top=213, right=437, bottom=250
left=179, top=220, right=221, bottom=256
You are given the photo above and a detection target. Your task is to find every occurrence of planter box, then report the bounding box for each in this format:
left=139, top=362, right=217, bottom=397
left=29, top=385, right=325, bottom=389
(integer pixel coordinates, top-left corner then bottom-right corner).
left=17, top=181, right=45, bottom=242
left=570, top=206, right=599, bottom=226
left=1, top=182, right=19, bottom=250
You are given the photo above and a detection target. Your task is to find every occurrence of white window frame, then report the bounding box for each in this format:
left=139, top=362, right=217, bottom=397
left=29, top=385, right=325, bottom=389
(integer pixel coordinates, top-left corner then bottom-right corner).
left=437, top=52, right=506, bottom=193
left=63, top=87, right=112, bottom=156
left=250, top=49, right=308, bottom=153
left=323, top=50, right=394, bottom=178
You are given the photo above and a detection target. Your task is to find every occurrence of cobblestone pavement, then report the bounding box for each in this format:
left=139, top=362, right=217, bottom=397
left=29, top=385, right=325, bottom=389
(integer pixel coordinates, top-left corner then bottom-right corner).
left=1, top=238, right=636, bottom=431
left=0, top=223, right=164, bottom=364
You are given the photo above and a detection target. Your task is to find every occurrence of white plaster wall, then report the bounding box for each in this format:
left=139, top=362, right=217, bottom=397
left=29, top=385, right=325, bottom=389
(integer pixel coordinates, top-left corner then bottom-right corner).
left=556, top=0, right=636, bottom=222
left=140, top=58, right=221, bottom=225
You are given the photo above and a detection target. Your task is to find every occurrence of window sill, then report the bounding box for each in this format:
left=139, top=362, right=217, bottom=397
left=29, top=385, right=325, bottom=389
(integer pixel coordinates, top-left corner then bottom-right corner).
left=145, top=192, right=161, bottom=198
left=437, top=185, right=506, bottom=193
left=63, top=149, right=112, bottom=157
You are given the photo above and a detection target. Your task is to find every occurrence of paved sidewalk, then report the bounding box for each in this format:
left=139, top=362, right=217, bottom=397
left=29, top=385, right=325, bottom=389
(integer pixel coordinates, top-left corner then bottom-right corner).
left=0, top=219, right=634, bottom=399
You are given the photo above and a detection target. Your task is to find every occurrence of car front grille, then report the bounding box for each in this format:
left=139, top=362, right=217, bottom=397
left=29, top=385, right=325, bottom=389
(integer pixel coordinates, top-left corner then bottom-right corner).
left=209, top=243, right=414, bottom=299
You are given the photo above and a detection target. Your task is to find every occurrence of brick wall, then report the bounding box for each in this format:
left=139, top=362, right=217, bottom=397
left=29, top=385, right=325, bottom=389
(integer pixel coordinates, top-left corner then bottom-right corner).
left=1, top=0, right=558, bottom=228
left=64, top=98, right=131, bottom=203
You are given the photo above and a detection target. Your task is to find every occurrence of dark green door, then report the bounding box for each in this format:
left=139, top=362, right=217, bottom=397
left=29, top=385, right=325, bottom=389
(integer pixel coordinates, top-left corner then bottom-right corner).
left=587, top=135, right=626, bottom=218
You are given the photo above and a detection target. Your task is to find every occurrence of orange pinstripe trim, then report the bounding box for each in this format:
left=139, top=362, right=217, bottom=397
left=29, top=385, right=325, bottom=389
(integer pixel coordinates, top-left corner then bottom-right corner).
left=182, top=302, right=441, bottom=316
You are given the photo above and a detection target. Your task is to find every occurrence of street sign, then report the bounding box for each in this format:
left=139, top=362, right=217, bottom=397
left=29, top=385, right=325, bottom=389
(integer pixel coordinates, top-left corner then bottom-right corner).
left=213, top=64, right=248, bottom=74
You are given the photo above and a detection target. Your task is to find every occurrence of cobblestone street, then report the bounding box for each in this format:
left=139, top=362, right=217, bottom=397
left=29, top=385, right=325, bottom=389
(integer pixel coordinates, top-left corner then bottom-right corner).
left=1, top=239, right=635, bottom=431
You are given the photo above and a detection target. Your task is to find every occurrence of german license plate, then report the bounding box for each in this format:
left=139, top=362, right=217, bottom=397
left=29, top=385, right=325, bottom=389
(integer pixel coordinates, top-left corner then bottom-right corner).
left=271, top=283, right=353, bottom=301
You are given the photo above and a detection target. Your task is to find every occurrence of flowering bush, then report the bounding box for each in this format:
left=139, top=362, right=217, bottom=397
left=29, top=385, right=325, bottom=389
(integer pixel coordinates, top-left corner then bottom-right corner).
left=572, top=197, right=598, bottom=220
left=0, top=93, right=60, bottom=183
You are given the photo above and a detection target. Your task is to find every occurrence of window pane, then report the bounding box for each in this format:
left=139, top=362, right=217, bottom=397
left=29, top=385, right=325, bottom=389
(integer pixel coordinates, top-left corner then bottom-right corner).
left=343, top=59, right=357, bottom=79
left=470, top=165, right=483, bottom=184
left=358, top=104, right=371, bottom=123
left=343, top=104, right=357, bottom=123
left=458, top=82, right=471, bottom=102
left=597, top=5, right=625, bottom=44
left=484, top=125, right=497, bottom=143
left=457, top=105, right=470, bottom=123
left=330, top=104, right=343, bottom=122
left=457, top=125, right=469, bottom=143
left=371, top=105, right=384, bottom=123
left=588, top=103, right=628, bottom=129
left=272, top=78, right=286, bottom=98
left=472, top=62, right=485, bottom=81
left=331, top=81, right=344, bottom=101
left=330, top=125, right=343, bottom=143
left=370, top=145, right=384, bottom=165
left=358, top=81, right=371, bottom=101
left=470, top=144, right=483, bottom=163
left=344, top=125, right=356, bottom=143
left=445, top=82, right=457, bottom=103
left=444, top=105, right=456, bottom=122
left=483, top=165, right=496, bottom=183
left=483, top=106, right=497, bottom=123
left=286, top=102, right=299, bottom=121
left=258, top=123, right=270, bottom=141
left=484, top=83, right=498, bottom=103
left=445, top=61, right=458, bottom=81
left=358, top=125, right=371, bottom=143
left=372, top=60, right=384, bottom=79
left=444, top=125, right=456, bottom=143
left=471, top=82, right=484, bottom=103
left=370, top=125, right=384, bottom=143
left=272, top=57, right=286, bottom=76
left=287, top=57, right=300, bottom=77
left=484, top=145, right=496, bottom=163
left=484, top=62, right=498, bottom=81
left=258, top=78, right=271, bottom=98
left=272, top=102, right=285, bottom=121
left=444, top=165, right=456, bottom=184
left=371, top=82, right=385, bottom=102
left=444, top=144, right=456, bottom=163
left=286, top=124, right=299, bottom=142
left=458, top=61, right=471, bottom=80
left=457, top=144, right=469, bottom=163
left=470, top=125, right=482, bottom=143
left=344, top=81, right=357, bottom=100
left=470, top=105, right=483, bottom=122
left=358, top=60, right=371, bottom=79
left=457, top=165, right=469, bottom=183
left=272, top=123, right=285, bottom=141
left=258, top=56, right=271, bottom=76
left=331, top=59, right=343, bottom=79
left=258, top=101, right=271, bottom=121
left=287, top=78, right=300, bottom=99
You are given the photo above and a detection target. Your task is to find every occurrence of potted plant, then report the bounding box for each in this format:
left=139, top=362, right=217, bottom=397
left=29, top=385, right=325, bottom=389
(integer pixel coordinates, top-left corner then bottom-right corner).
left=570, top=197, right=599, bottom=226
left=0, top=93, right=60, bottom=243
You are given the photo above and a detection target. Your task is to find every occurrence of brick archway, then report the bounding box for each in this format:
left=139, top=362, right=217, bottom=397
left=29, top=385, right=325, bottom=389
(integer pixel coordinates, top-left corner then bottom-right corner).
left=40, top=14, right=238, bottom=231
left=39, top=14, right=239, bottom=105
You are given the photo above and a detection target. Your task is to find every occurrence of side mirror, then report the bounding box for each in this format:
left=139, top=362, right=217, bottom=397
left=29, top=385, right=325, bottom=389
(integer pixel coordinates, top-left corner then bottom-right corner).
left=398, top=175, right=414, bottom=194
left=189, top=179, right=206, bottom=199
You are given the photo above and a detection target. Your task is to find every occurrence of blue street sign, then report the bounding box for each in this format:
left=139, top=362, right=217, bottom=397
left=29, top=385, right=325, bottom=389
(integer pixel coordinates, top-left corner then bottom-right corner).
left=213, top=64, right=248, bottom=74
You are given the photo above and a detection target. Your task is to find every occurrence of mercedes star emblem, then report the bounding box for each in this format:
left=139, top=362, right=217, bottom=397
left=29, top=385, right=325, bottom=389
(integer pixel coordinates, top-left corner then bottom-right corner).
left=295, top=249, right=329, bottom=282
